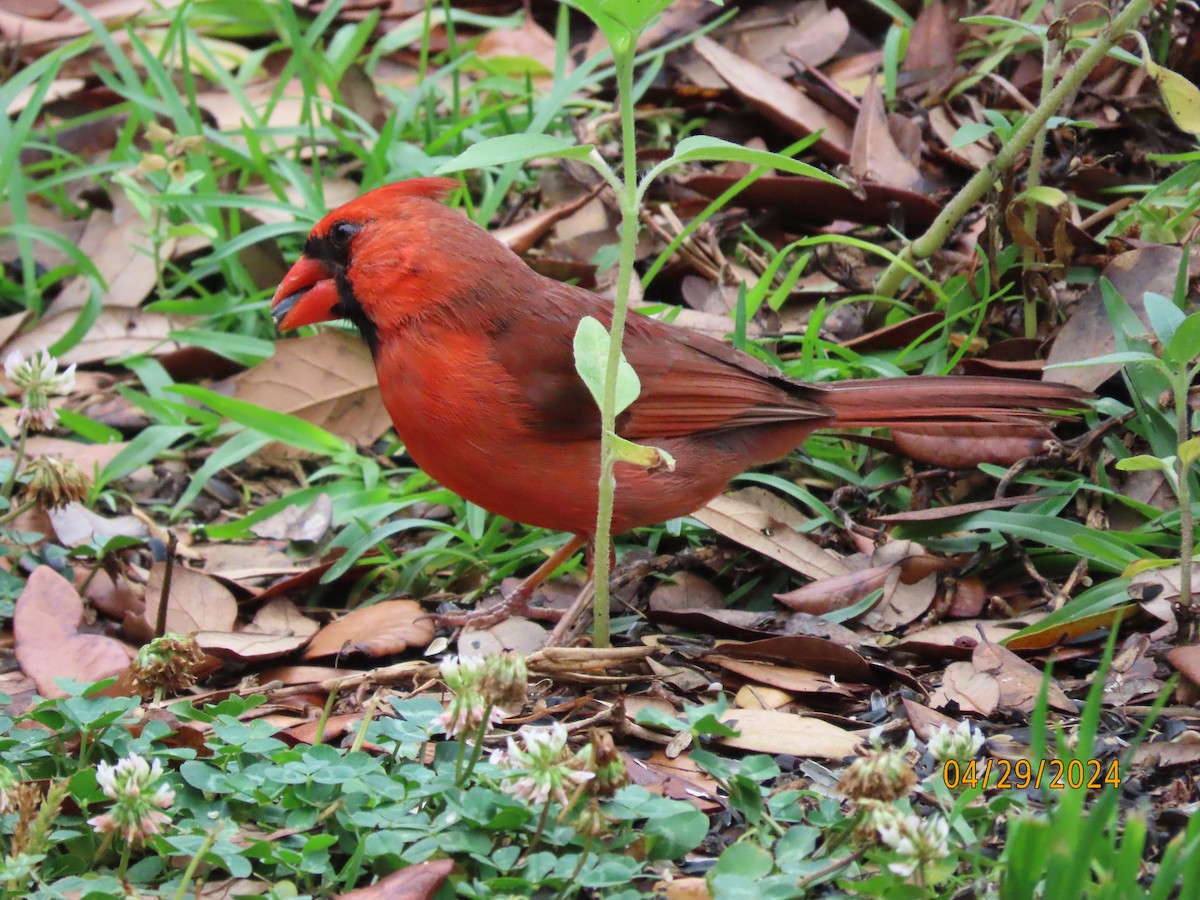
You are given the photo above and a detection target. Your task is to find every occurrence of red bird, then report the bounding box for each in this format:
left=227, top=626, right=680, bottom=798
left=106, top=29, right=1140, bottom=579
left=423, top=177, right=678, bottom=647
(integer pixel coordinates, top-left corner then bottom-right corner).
left=272, top=178, right=1088, bottom=622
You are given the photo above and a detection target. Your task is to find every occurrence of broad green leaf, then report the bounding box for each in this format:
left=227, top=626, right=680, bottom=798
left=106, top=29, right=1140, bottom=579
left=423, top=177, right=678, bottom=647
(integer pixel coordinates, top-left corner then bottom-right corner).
left=950, top=121, right=994, bottom=147
left=564, top=0, right=677, bottom=54
left=1115, top=454, right=1173, bottom=473
left=1016, top=185, right=1068, bottom=207
left=1165, top=312, right=1200, bottom=367
left=1147, top=59, right=1200, bottom=135
left=652, top=135, right=843, bottom=186
left=1179, top=437, right=1200, bottom=467
left=609, top=433, right=675, bottom=471
left=434, top=133, right=593, bottom=174
left=1143, top=291, right=1185, bottom=347
left=572, top=316, right=641, bottom=416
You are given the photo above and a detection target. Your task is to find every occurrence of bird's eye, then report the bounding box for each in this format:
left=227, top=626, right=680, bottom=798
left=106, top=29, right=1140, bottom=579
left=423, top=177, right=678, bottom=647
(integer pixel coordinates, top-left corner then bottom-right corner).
left=329, top=220, right=361, bottom=249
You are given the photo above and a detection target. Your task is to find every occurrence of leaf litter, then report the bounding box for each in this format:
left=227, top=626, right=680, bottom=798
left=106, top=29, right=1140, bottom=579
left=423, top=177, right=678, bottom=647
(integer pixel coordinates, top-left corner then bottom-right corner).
left=2, top=0, right=1199, bottom=892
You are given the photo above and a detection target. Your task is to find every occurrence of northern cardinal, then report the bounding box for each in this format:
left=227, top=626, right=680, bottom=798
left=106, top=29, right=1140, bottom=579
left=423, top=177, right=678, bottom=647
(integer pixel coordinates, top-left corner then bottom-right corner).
left=272, top=178, right=1089, bottom=623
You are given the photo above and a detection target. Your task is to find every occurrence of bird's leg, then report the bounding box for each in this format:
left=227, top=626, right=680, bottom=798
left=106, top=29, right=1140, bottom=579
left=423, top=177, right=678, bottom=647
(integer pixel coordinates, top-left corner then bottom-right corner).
left=435, top=534, right=586, bottom=628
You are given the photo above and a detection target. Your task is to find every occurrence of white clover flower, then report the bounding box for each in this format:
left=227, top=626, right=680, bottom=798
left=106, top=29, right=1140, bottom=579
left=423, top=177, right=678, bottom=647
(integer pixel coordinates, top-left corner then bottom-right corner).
left=489, top=722, right=594, bottom=807
left=928, top=720, right=986, bottom=766
left=4, top=349, right=75, bottom=432
left=878, top=812, right=950, bottom=879
left=88, top=753, right=175, bottom=844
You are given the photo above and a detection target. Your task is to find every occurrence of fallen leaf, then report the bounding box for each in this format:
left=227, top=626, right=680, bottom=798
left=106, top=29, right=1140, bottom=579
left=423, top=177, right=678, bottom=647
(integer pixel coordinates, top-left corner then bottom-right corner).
left=334, top=859, right=454, bottom=900
left=48, top=502, right=148, bottom=547
left=232, top=330, right=392, bottom=453
left=693, top=36, right=852, bottom=163
left=715, top=708, right=862, bottom=758
left=851, top=76, right=922, bottom=191
left=694, top=494, right=852, bottom=581
left=930, top=661, right=999, bottom=715
left=144, top=562, right=239, bottom=635
left=708, top=655, right=853, bottom=697
left=304, top=600, right=434, bottom=659
left=1046, top=245, right=1186, bottom=390
left=195, top=630, right=311, bottom=661
left=973, top=637, right=1074, bottom=714
left=250, top=494, right=333, bottom=543
left=14, top=566, right=133, bottom=698
left=4, top=309, right=183, bottom=367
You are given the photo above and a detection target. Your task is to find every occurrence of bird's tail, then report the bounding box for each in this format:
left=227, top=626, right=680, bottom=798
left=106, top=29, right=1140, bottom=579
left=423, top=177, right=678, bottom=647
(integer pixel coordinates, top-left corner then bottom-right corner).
left=811, top=375, right=1092, bottom=429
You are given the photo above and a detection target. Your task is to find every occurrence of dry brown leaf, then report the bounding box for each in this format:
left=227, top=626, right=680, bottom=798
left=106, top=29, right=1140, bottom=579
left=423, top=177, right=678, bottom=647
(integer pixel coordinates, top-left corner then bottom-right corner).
left=895, top=619, right=1032, bottom=658
left=457, top=617, right=547, bottom=657
left=249, top=495, right=333, bottom=543
left=693, top=36, right=851, bottom=163
left=716, top=708, right=862, bottom=758
left=694, top=494, right=852, bottom=581
left=14, top=566, right=133, bottom=698
left=973, top=637, right=1074, bottom=714
left=775, top=563, right=892, bottom=615
left=901, top=697, right=964, bottom=742
left=708, top=655, right=853, bottom=697
left=232, top=330, right=391, bottom=452
left=248, top=597, right=320, bottom=638
left=52, top=193, right=168, bottom=314
left=681, top=173, right=942, bottom=229
left=931, top=661, right=1000, bottom=715
left=144, top=562, right=239, bottom=635
left=1168, top=645, right=1200, bottom=687
left=734, top=684, right=793, bottom=710
left=851, top=76, right=922, bottom=191
left=860, top=569, right=937, bottom=631
left=334, top=859, right=454, bottom=900
left=5, top=309, right=183, bottom=367
left=304, top=600, right=434, bottom=658
left=711, top=635, right=874, bottom=683
left=648, top=571, right=725, bottom=612
left=257, top=665, right=357, bottom=685
left=0, top=436, right=128, bottom=474
left=195, top=630, right=311, bottom=661
left=1047, top=245, right=1186, bottom=390
left=890, top=423, right=1057, bottom=468
left=48, top=502, right=148, bottom=547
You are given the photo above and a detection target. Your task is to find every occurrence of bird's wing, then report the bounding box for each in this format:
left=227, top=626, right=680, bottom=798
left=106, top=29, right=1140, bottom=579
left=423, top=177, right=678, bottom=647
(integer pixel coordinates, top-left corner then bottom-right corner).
left=488, top=285, right=828, bottom=442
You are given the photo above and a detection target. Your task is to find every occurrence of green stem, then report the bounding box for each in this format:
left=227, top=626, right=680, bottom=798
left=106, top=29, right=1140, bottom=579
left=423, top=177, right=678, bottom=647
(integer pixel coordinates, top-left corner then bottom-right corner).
left=591, top=45, right=640, bottom=650
left=1, top=423, right=29, bottom=501
left=172, top=827, right=220, bottom=900
left=116, top=838, right=132, bottom=881
left=1176, top=371, right=1194, bottom=636
left=874, top=0, right=1155, bottom=299
left=460, top=703, right=494, bottom=783
left=0, top=500, right=35, bottom=528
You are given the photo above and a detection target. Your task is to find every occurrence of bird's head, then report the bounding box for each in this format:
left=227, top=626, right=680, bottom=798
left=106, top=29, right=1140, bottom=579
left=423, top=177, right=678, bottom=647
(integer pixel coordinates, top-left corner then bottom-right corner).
left=270, top=177, right=467, bottom=352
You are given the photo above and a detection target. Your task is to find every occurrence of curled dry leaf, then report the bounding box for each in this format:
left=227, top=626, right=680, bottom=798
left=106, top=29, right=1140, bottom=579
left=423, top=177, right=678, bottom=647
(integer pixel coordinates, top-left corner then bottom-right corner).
left=850, top=76, right=922, bottom=192
left=14, top=566, right=134, bottom=698
left=890, top=423, right=1057, bottom=468
left=648, top=571, right=725, bottom=612
left=304, top=600, right=434, bottom=659
left=144, top=562, right=239, bottom=636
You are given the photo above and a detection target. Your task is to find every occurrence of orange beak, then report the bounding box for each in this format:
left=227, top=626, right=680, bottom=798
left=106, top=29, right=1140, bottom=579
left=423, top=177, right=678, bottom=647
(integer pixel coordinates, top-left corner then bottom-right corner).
left=271, top=255, right=340, bottom=330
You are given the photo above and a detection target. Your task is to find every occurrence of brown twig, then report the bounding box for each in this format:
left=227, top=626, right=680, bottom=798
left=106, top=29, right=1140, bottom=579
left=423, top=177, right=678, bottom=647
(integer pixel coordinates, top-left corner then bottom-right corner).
left=155, top=533, right=179, bottom=638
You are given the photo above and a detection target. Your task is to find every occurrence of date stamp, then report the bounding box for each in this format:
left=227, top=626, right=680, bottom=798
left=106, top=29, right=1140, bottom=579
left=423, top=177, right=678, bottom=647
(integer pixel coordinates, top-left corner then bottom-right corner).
left=942, top=757, right=1121, bottom=791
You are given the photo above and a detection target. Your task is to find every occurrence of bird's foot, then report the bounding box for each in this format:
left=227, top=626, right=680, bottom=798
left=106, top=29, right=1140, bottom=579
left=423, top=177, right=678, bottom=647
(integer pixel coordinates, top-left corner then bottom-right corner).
left=433, top=585, right=564, bottom=630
